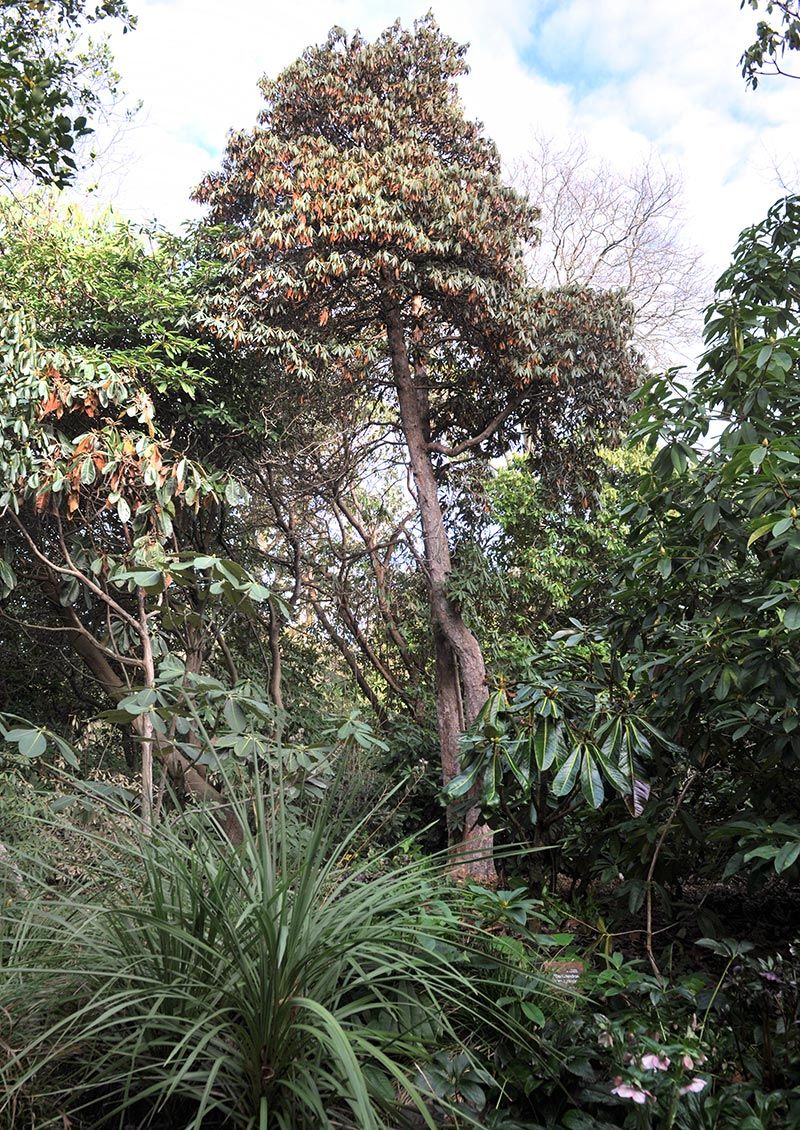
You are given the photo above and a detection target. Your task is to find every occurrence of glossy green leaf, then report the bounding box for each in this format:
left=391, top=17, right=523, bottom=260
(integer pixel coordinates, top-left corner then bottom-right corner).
left=784, top=604, right=800, bottom=630
left=6, top=727, right=47, bottom=758
left=504, top=737, right=531, bottom=791
left=775, top=841, right=800, bottom=873
left=520, top=1001, right=545, bottom=1026
left=595, top=748, right=629, bottom=794
left=551, top=747, right=581, bottom=797
left=441, top=759, right=482, bottom=801
left=580, top=754, right=604, bottom=808
left=533, top=718, right=560, bottom=772
left=117, top=688, right=158, bottom=716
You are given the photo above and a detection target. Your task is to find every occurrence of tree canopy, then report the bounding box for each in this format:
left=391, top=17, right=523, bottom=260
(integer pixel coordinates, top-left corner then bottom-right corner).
left=196, top=17, right=637, bottom=480
left=194, top=15, right=641, bottom=876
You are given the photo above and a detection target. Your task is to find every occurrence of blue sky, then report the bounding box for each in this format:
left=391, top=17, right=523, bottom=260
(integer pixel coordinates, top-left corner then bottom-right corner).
left=89, top=0, right=799, bottom=285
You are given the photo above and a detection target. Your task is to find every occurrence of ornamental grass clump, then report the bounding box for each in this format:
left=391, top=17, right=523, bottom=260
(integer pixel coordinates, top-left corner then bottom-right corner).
left=0, top=782, right=545, bottom=1129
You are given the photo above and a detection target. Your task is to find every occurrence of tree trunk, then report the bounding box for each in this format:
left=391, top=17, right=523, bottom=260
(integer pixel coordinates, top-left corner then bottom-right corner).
left=382, top=290, right=495, bottom=882
left=138, top=589, right=155, bottom=831
left=267, top=597, right=284, bottom=711
left=433, top=627, right=494, bottom=880
left=66, top=615, right=244, bottom=844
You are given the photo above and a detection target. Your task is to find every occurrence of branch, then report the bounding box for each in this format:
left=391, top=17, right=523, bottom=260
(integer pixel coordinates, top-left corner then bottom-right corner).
left=212, top=624, right=239, bottom=683
left=11, top=511, right=144, bottom=637
left=307, top=588, right=388, bottom=724
left=334, top=494, right=423, bottom=678
left=62, top=607, right=143, bottom=669
left=645, top=770, right=696, bottom=977
left=426, top=386, right=532, bottom=457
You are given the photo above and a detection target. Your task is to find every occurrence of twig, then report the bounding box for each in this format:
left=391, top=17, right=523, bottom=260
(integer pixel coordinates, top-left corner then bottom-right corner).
left=645, top=770, right=696, bottom=977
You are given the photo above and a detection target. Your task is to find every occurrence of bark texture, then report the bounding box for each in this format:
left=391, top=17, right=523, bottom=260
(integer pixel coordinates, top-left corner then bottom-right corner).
left=383, top=292, right=495, bottom=882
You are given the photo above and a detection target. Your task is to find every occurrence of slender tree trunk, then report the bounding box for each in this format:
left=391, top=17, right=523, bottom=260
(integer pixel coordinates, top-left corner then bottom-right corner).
left=267, top=597, right=284, bottom=711
left=138, top=589, right=155, bottom=830
left=382, top=290, right=495, bottom=882
left=432, top=626, right=493, bottom=877
left=434, top=624, right=462, bottom=799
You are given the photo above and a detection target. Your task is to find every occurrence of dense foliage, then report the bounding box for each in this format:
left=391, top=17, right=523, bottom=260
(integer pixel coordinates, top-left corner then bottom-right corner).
left=2, top=12, right=800, bottom=1129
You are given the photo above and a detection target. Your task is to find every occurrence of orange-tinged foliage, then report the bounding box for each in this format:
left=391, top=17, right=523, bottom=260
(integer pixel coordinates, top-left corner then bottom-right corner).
left=195, top=15, right=640, bottom=484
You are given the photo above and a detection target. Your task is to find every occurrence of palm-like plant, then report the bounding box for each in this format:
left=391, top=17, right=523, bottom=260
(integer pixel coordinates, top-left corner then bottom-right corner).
left=1, top=781, right=546, bottom=1129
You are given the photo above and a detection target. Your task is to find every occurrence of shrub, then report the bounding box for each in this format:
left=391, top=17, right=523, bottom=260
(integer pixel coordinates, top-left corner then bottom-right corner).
left=0, top=782, right=544, bottom=1129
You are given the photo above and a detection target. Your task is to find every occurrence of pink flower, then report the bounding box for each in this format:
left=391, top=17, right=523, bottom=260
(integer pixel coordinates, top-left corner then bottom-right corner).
left=682, top=1055, right=694, bottom=1070
left=611, top=1078, right=653, bottom=1104
left=641, top=1053, right=671, bottom=1071
left=679, top=1077, right=707, bottom=1095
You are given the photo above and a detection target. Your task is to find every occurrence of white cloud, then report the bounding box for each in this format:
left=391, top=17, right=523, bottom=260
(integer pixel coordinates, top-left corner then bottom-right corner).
left=522, top=0, right=800, bottom=268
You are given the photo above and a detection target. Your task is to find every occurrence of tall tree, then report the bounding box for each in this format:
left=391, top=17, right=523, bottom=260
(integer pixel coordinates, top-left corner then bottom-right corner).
left=195, top=17, right=640, bottom=877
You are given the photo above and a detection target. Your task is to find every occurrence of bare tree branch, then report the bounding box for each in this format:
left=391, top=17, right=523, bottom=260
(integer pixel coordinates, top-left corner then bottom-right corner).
left=514, top=132, right=710, bottom=365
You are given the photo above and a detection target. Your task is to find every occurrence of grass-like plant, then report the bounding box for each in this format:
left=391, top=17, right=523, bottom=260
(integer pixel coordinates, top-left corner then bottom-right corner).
left=0, top=777, right=547, bottom=1129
